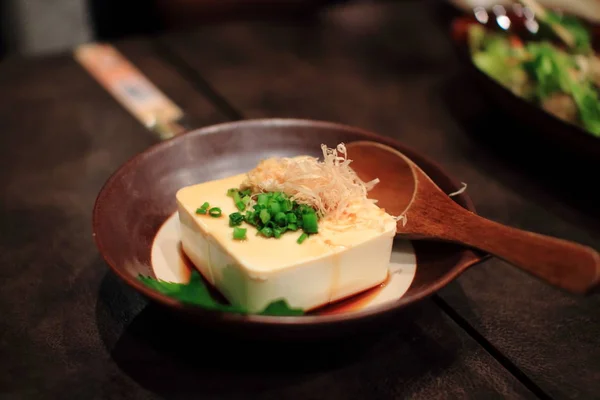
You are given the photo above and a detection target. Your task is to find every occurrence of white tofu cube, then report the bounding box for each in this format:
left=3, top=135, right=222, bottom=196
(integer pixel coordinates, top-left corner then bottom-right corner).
left=176, top=173, right=396, bottom=313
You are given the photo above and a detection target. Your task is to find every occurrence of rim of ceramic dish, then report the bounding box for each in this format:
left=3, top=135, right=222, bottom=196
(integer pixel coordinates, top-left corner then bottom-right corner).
left=93, top=118, right=487, bottom=326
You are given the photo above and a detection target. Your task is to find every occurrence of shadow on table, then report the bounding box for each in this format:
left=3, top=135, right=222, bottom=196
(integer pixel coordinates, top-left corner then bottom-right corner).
left=95, top=269, right=461, bottom=398
left=438, top=72, right=600, bottom=230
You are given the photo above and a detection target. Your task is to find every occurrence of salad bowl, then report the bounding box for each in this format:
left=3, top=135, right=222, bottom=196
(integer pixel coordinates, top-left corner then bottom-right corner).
left=448, top=2, right=600, bottom=162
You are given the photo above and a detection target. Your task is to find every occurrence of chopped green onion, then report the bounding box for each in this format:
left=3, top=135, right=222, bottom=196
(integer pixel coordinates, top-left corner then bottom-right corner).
left=259, top=209, right=271, bottom=224
left=196, top=201, right=210, bottom=215
left=281, top=199, right=293, bottom=212
left=302, top=213, right=318, bottom=233
left=272, top=192, right=284, bottom=201
left=245, top=211, right=256, bottom=225
left=297, top=233, right=309, bottom=244
left=300, top=205, right=313, bottom=214
left=269, top=201, right=281, bottom=214
left=257, top=194, right=269, bottom=206
left=260, top=227, right=273, bottom=238
left=225, top=189, right=320, bottom=243
left=209, top=207, right=222, bottom=217
left=287, top=213, right=297, bottom=224
left=274, top=212, right=287, bottom=227
left=233, top=227, right=247, bottom=240
left=265, top=220, right=277, bottom=229
left=229, top=212, right=244, bottom=227
left=231, top=192, right=244, bottom=211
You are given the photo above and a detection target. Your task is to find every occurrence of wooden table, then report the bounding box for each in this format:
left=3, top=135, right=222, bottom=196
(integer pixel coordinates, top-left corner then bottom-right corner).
left=1, top=1, right=598, bottom=399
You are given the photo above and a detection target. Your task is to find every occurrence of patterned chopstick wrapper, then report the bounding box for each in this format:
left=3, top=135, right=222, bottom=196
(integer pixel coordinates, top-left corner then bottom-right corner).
left=74, top=43, right=188, bottom=140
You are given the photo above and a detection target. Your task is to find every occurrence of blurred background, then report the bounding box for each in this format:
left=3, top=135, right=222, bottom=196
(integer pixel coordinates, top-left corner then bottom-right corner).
left=0, top=0, right=354, bottom=58
left=3, top=0, right=600, bottom=59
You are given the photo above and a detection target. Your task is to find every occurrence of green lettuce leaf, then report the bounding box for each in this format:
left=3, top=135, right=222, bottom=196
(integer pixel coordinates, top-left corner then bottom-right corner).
left=544, top=11, right=592, bottom=54
left=467, top=24, right=487, bottom=54
left=138, top=271, right=305, bottom=316
left=260, top=299, right=304, bottom=316
left=522, top=41, right=600, bottom=135
left=524, top=42, right=576, bottom=100
left=469, top=29, right=530, bottom=96
left=467, top=18, right=600, bottom=137
left=570, top=83, right=600, bottom=136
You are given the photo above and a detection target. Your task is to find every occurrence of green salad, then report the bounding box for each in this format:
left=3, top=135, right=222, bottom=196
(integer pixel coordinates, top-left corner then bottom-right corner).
left=468, top=11, right=600, bottom=137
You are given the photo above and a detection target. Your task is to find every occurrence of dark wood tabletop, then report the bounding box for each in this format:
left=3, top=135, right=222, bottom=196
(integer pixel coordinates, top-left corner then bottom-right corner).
left=1, top=1, right=598, bottom=399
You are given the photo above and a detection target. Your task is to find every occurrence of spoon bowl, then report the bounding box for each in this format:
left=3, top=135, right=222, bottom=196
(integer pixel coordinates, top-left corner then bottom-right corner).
left=346, top=141, right=600, bottom=294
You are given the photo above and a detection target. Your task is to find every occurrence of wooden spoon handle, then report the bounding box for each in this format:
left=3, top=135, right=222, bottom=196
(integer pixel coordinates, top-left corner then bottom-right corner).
left=443, top=211, right=600, bottom=294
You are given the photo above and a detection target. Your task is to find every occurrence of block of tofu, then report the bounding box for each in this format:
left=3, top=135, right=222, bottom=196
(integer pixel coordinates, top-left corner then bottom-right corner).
left=176, top=173, right=397, bottom=313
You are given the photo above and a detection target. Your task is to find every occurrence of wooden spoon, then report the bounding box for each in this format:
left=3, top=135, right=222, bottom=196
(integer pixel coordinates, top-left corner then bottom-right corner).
left=346, top=141, right=600, bottom=294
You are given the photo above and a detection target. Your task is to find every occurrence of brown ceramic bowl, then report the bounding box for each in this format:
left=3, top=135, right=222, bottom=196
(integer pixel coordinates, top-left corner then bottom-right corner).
left=448, top=10, right=600, bottom=162
left=93, top=119, right=484, bottom=339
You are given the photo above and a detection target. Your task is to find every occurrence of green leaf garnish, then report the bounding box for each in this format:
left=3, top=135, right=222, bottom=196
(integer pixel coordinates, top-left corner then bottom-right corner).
left=260, top=299, right=304, bottom=316
left=138, top=271, right=304, bottom=316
